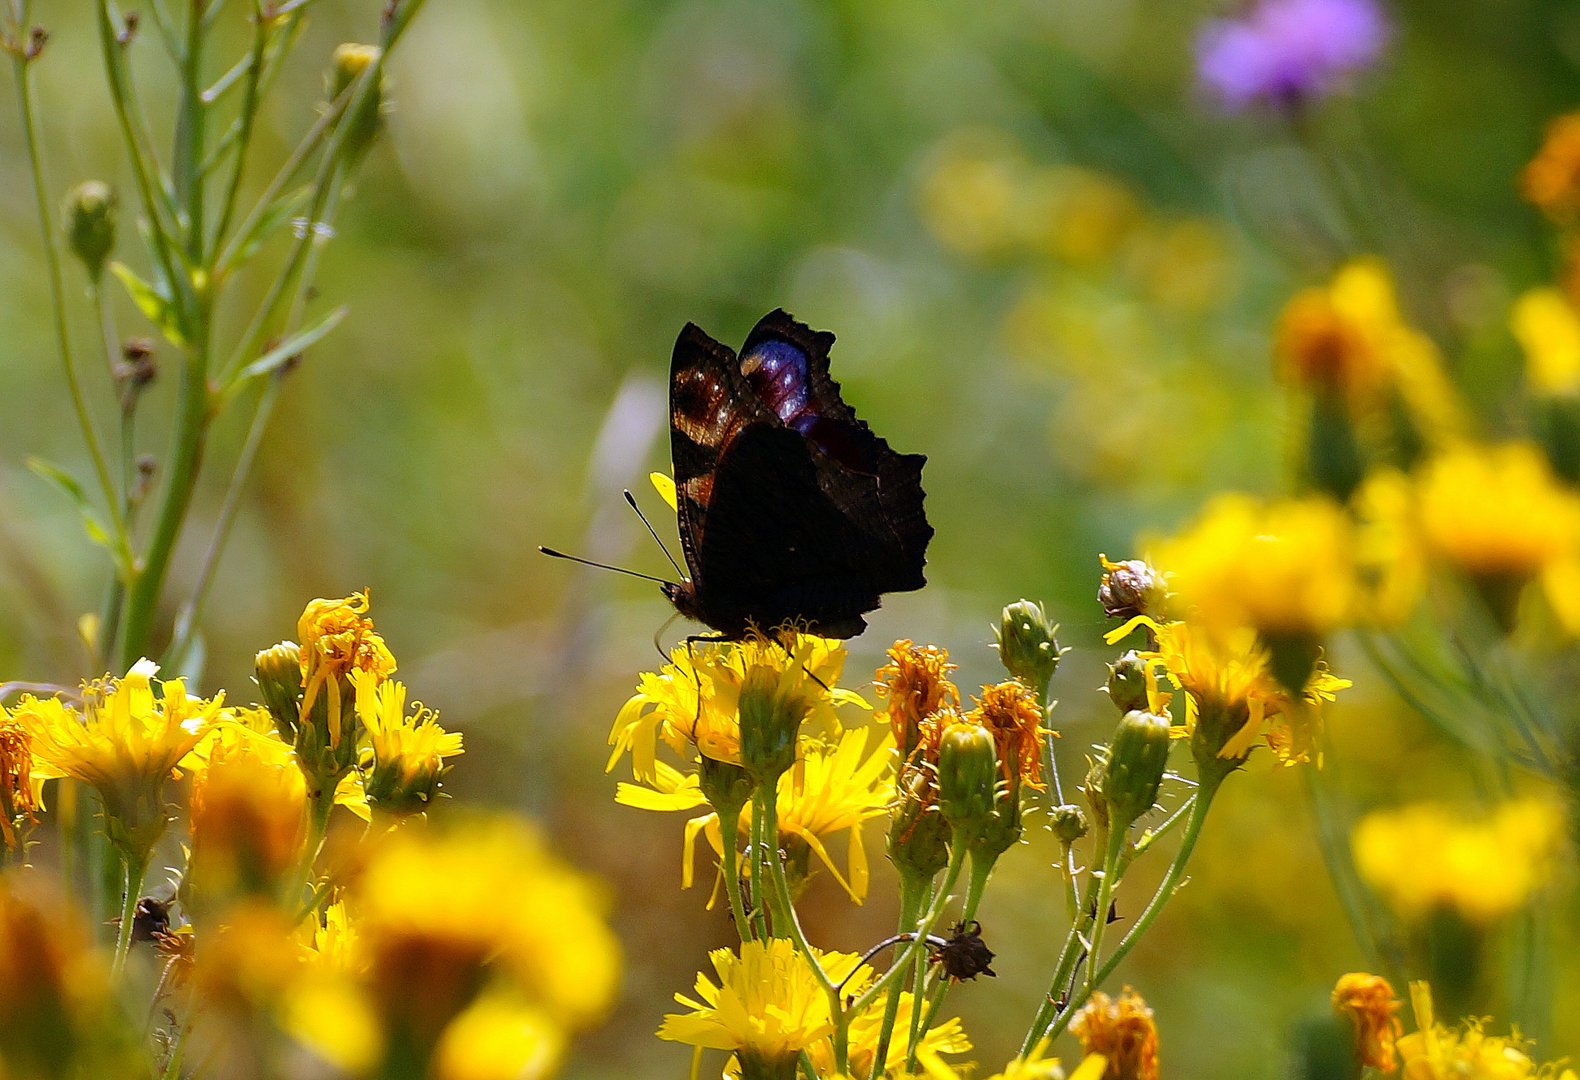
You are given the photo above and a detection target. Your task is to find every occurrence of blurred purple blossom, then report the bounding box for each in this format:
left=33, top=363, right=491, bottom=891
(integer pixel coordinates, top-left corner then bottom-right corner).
left=1196, top=0, right=1388, bottom=112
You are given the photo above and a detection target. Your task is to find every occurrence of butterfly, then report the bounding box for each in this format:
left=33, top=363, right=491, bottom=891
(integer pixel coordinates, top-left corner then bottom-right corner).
left=661, top=310, right=932, bottom=639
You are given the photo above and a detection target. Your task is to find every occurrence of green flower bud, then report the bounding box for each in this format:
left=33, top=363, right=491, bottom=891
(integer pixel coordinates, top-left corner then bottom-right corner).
left=971, top=786, right=1022, bottom=863
left=254, top=642, right=304, bottom=742
left=698, top=755, right=757, bottom=817
left=1049, top=803, right=1089, bottom=846
left=1105, top=650, right=1150, bottom=714
left=1103, top=710, right=1172, bottom=830
left=63, top=181, right=116, bottom=281
left=995, top=599, right=1062, bottom=694
left=887, top=765, right=952, bottom=884
left=738, top=665, right=808, bottom=783
left=327, top=43, right=385, bottom=163
left=937, top=722, right=998, bottom=839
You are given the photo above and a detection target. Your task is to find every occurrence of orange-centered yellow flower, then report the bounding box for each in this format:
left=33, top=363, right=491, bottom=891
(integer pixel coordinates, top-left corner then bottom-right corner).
left=1331, top=972, right=1402, bottom=1073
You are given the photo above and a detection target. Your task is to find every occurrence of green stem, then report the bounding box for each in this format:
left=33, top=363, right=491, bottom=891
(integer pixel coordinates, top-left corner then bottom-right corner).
left=869, top=877, right=926, bottom=1080
left=112, top=846, right=149, bottom=975
left=1041, top=777, right=1221, bottom=1044
left=173, top=0, right=207, bottom=260
left=209, top=0, right=271, bottom=247
left=11, top=44, right=131, bottom=557
left=1302, top=763, right=1394, bottom=976
left=1082, top=820, right=1128, bottom=995
left=847, top=843, right=967, bottom=1019
left=720, top=819, right=755, bottom=944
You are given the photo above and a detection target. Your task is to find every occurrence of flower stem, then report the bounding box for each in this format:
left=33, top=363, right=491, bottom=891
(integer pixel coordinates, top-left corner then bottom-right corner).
left=870, top=876, right=926, bottom=1079
left=720, top=817, right=754, bottom=944
left=1082, top=819, right=1128, bottom=996
left=112, top=847, right=149, bottom=976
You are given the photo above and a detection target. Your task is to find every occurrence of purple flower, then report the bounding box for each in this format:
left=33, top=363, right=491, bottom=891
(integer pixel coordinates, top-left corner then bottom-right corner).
left=1196, top=0, right=1388, bottom=112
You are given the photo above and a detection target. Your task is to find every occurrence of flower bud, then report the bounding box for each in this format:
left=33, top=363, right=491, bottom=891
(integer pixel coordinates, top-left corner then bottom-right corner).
left=327, top=43, right=385, bottom=163
left=738, top=665, right=808, bottom=783
left=254, top=642, right=304, bottom=742
left=887, top=765, right=952, bottom=883
left=698, top=755, right=757, bottom=817
left=1049, top=803, right=1089, bottom=846
left=64, top=180, right=116, bottom=281
left=937, top=722, right=998, bottom=838
left=995, top=599, right=1062, bottom=694
left=1103, top=710, right=1172, bottom=830
left=1098, top=556, right=1168, bottom=623
left=1104, top=651, right=1150, bottom=714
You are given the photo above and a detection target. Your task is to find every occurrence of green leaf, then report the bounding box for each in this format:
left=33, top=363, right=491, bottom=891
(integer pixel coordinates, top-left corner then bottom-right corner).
left=231, top=187, right=310, bottom=269
left=26, top=457, right=132, bottom=579
left=239, top=307, right=347, bottom=382
left=109, top=261, right=188, bottom=347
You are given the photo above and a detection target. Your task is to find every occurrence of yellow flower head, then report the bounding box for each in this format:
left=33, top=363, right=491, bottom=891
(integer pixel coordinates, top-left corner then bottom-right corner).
left=659, top=938, right=864, bottom=1072
left=1068, top=987, right=1159, bottom=1080
left=351, top=817, right=618, bottom=1039
left=430, top=991, right=566, bottom=1080
left=968, top=680, right=1047, bottom=792
left=298, top=591, right=397, bottom=748
left=1396, top=981, right=1577, bottom=1080
left=1331, top=972, right=1402, bottom=1073
left=1415, top=442, right=1580, bottom=584
left=876, top=639, right=961, bottom=761
left=1522, top=110, right=1580, bottom=222
left=24, top=660, right=224, bottom=857
left=0, top=711, right=42, bottom=851
left=351, top=670, right=463, bottom=818
left=1351, top=469, right=1427, bottom=627
left=1152, top=493, right=1357, bottom=640
left=0, top=873, right=115, bottom=1074
left=188, top=724, right=308, bottom=909
left=609, top=632, right=867, bottom=782
left=1351, top=797, right=1567, bottom=924
left=921, top=1041, right=1108, bottom=1080
left=1513, top=288, right=1580, bottom=395
left=811, top=987, right=970, bottom=1079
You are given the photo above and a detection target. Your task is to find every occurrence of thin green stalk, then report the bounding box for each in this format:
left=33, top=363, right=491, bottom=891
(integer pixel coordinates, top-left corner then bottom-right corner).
left=1302, top=763, right=1392, bottom=974
left=760, top=781, right=846, bottom=1074
left=111, top=847, right=149, bottom=975
left=1082, top=820, right=1128, bottom=995
left=173, top=0, right=208, bottom=259
left=209, top=0, right=272, bottom=246
left=720, top=818, right=754, bottom=944
left=1041, top=777, right=1220, bottom=1044
left=166, top=372, right=284, bottom=670
left=847, top=843, right=967, bottom=1018
left=746, top=789, right=769, bottom=941
left=11, top=46, right=130, bottom=556
left=869, top=878, right=926, bottom=1080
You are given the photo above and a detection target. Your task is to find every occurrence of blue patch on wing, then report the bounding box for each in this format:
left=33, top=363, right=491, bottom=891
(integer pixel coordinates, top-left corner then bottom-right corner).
left=742, top=339, right=812, bottom=425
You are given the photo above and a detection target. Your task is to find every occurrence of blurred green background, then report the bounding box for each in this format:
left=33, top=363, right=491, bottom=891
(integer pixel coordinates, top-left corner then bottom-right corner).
left=3, top=0, right=1579, bottom=1073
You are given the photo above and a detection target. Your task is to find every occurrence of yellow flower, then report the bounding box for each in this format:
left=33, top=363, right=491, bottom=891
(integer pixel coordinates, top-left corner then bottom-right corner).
left=1151, top=493, right=1357, bottom=640
left=1522, top=110, right=1580, bottom=222
left=658, top=938, right=862, bottom=1073
left=609, top=632, right=867, bottom=782
left=1069, top=987, right=1160, bottom=1080
left=617, top=725, right=894, bottom=903
left=808, top=987, right=970, bottom=1078
left=1415, top=442, right=1580, bottom=583
left=1512, top=287, right=1580, bottom=395
left=1396, top=981, right=1577, bottom=1080
left=1351, top=797, right=1566, bottom=924
left=24, top=660, right=223, bottom=856
left=1274, top=260, right=1466, bottom=442
left=0, top=712, right=42, bottom=851
left=188, top=723, right=308, bottom=909
left=1351, top=469, right=1427, bottom=626
left=920, top=1040, right=1109, bottom=1080
left=352, top=817, right=619, bottom=1039
left=968, top=680, right=1047, bottom=792
left=1331, top=972, right=1402, bottom=1073
left=431, top=992, right=566, bottom=1080
left=351, top=670, right=463, bottom=817
left=298, top=591, right=397, bottom=749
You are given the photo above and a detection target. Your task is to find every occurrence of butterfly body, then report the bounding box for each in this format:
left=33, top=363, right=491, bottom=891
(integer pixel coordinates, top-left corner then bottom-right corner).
left=664, top=310, right=932, bottom=639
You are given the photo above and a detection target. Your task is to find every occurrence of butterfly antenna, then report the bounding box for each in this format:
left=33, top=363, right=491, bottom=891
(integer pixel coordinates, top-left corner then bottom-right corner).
left=623, top=489, right=688, bottom=581
left=538, top=547, right=676, bottom=586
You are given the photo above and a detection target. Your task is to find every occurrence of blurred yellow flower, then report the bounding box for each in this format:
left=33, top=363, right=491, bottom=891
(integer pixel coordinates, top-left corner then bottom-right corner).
left=1522, top=110, right=1580, bottom=223
left=1351, top=469, right=1427, bottom=626
left=918, top=132, right=1026, bottom=260
left=1331, top=972, right=1402, bottom=1072
left=431, top=992, right=566, bottom=1080
left=1275, top=260, right=1465, bottom=441
left=1396, top=981, right=1577, bottom=1080
left=24, top=659, right=223, bottom=856
left=1414, top=442, right=1580, bottom=624
left=1152, top=493, right=1357, bottom=640
left=0, top=712, right=41, bottom=851
left=609, top=632, right=867, bottom=782
left=659, top=938, right=860, bottom=1073
left=188, top=724, right=308, bottom=908
left=1512, top=287, right=1580, bottom=395
left=1351, top=797, right=1566, bottom=923
left=298, top=591, right=396, bottom=748
left=351, top=670, right=463, bottom=817
left=920, top=1040, right=1108, bottom=1080
left=1069, top=986, right=1159, bottom=1080
left=618, top=724, right=894, bottom=903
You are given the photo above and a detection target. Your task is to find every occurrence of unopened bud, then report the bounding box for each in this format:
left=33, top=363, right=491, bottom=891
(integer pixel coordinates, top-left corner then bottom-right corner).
left=995, top=599, right=1062, bottom=695
left=738, top=666, right=807, bottom=783
left=1103, top=710, right=1172, bottom=829
left=64, top=181, right=116, bottom=281
left=254, top=642, right=304, bottom=742
left=1098, top=556, right=1167, bottom=623
left=698, top=755, right=757, bottom=816
left=1049, top=803, right=1089, bottom=846
left=327, top=43, right=385, bottom=162
left=937, top=722, right=998, bottom=838
left=887, top=766, right=952, bottom=883
left=1104, top=651, right=1150, bottom=714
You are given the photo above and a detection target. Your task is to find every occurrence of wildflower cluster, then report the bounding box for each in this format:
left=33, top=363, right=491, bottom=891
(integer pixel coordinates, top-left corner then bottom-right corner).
left=0, top=594, right=616, bottom=1079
